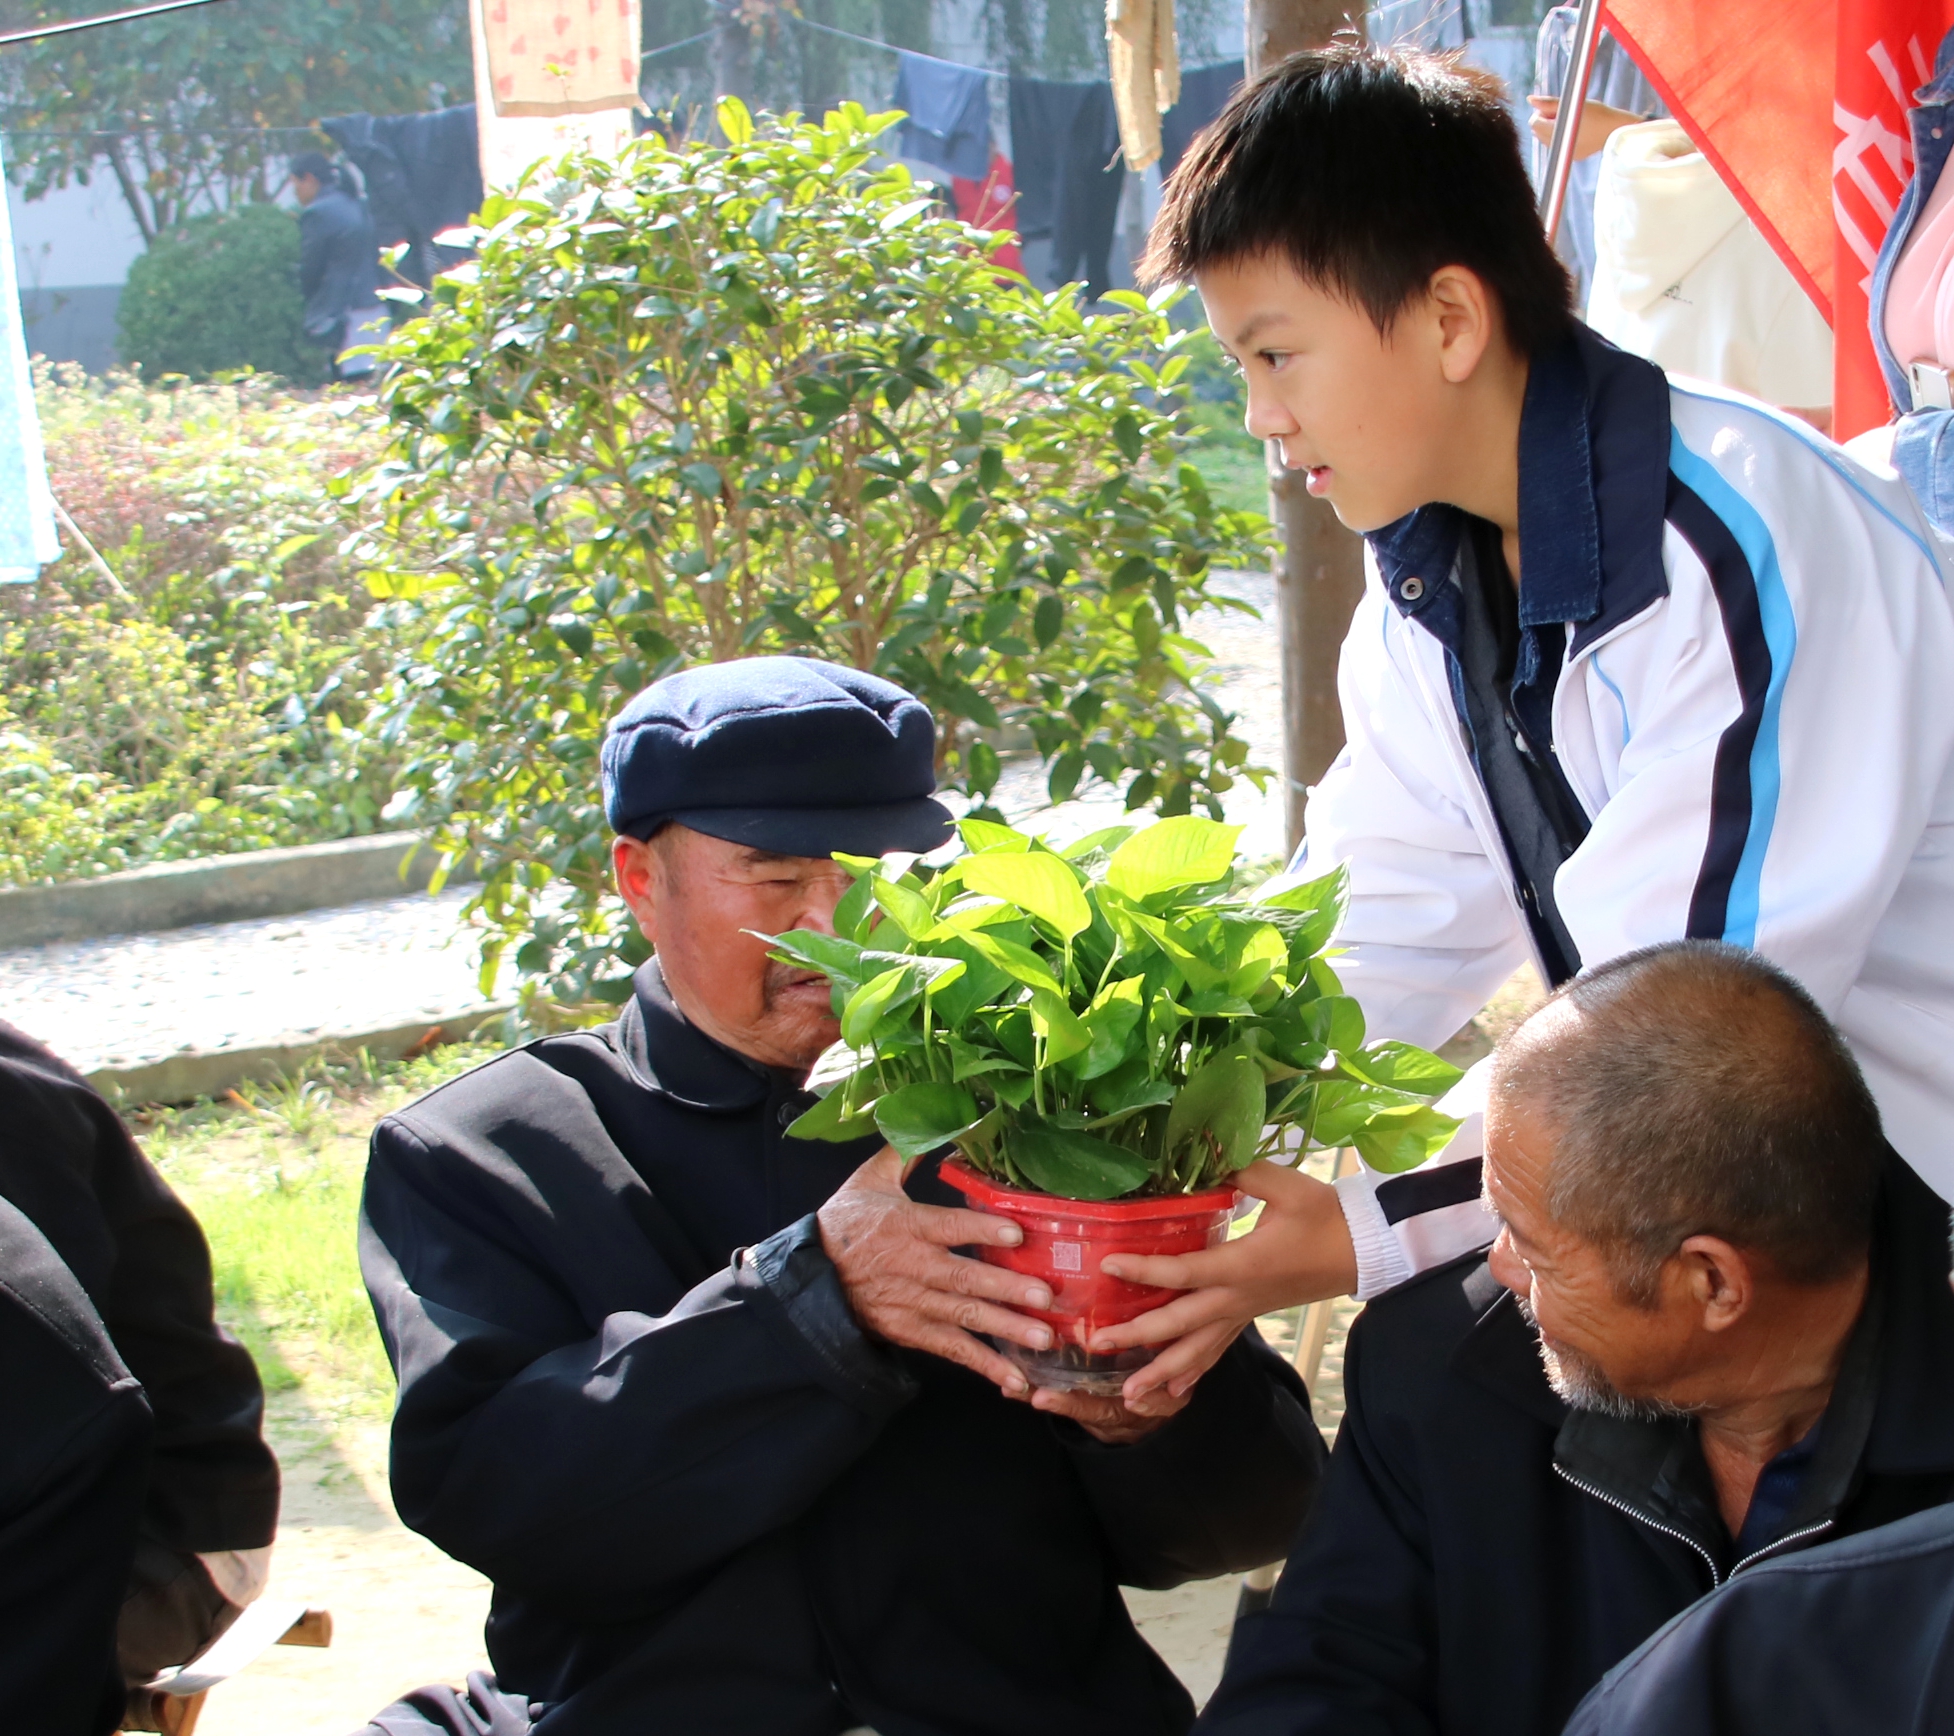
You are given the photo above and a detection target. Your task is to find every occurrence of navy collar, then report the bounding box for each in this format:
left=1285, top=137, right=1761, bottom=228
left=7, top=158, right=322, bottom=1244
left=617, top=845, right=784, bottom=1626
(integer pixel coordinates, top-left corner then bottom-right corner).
left=1367, top=324, right=1671, bottom=652
left=613, top=958, right=776, bottom=1113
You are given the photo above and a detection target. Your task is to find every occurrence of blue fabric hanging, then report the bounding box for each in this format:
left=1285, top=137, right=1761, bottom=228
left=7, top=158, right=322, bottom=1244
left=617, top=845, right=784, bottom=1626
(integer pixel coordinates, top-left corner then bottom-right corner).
left=0, top=138, right=59, bottom=584
left=892, top=51, right=993, bottom=183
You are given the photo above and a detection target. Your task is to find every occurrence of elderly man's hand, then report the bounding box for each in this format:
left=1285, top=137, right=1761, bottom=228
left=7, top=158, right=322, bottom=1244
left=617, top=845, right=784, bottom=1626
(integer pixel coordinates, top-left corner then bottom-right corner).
left=1028, top=1383, right=1190, bottom=1444
left=819, top=1146, right=1057, bottom=1397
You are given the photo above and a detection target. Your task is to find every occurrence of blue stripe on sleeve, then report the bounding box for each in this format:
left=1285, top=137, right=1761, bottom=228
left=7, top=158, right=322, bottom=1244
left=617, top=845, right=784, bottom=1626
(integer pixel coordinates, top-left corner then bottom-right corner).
left=1667, top=431, right=1797, bottom=948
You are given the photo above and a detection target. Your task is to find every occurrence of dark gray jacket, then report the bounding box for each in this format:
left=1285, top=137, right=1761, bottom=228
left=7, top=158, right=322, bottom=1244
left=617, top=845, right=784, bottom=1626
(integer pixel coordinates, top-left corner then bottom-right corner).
left=297, top=185, right=379, bottom=341
left=1565, top=1500, right=1954, bottom=1735
left=361, top=960, right=1327, bottom=1736
left=1200, top=1152, right=1954, bottom=1736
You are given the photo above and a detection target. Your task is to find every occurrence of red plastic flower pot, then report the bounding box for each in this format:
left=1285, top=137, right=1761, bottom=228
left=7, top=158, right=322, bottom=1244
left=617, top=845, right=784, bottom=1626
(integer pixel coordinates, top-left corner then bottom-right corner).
left=940, top=1159, right=1240, bottom=1395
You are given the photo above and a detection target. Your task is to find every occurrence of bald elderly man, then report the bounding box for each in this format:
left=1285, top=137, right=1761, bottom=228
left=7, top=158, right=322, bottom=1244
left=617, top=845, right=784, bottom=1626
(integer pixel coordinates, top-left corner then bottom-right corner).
left=1201, top=940, right=1954, bottom=1736
left=357, top=657, right=1324, bottom=1736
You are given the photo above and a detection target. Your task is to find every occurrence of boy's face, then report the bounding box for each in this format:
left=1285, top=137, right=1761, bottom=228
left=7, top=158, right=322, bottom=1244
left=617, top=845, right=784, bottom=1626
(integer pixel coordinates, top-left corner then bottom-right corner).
left=1197, top=253, right=1482, bottom=535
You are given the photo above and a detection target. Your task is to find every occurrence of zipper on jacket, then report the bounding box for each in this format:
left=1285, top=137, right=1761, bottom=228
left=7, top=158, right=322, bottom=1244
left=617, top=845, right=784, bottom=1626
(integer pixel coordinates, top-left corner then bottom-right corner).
left=1552, top=1463, right=1724, bottom=1587
left=1732, top=1518, right=1835, bottom=1575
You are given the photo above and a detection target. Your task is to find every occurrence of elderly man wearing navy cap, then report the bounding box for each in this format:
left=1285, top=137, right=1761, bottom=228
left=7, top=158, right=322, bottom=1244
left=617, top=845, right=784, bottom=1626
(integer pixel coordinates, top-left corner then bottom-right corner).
left=356, top=658, right=1324, bottom=1736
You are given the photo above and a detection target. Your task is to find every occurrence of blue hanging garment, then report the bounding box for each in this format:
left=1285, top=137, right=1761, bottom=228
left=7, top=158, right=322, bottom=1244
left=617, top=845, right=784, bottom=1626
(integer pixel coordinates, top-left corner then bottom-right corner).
left=0, top=138, right=59, bottom=585
left=892, top=51, right=993, bottom=183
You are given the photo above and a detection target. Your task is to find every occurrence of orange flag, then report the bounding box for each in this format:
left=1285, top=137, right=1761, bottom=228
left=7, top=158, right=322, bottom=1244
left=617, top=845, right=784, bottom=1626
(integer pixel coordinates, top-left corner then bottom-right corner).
left=1605, top=0, right=1954, bottom=438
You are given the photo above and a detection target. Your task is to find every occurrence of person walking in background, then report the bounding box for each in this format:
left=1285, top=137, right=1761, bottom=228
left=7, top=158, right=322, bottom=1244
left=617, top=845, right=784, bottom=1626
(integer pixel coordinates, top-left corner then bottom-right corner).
left=288, top=149, right=385, bottom=383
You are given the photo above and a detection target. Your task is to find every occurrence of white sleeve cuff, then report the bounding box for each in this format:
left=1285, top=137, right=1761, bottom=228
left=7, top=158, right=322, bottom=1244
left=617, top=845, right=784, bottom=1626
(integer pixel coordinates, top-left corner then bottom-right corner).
left=1337, top=1168, right=1416, bottom=1301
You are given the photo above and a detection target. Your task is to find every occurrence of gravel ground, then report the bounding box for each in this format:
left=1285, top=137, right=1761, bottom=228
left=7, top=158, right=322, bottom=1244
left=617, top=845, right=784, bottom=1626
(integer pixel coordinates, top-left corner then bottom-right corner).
left=0, top=573, right=1290, bottom=1076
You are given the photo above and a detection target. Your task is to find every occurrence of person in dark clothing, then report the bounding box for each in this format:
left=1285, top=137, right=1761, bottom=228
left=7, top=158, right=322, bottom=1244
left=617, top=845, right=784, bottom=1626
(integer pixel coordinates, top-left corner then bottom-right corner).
left=1563, top=1218, right=1954, bottom=1736
left=1201, top=942, right=1954, bottom=1736
left=0, top=1191, right=153, bottom=1736
left=0, top=1022, right=282, bottom=1729
left=358, top=656, right=1326, bottom=1736
left=319, top=108, right=483, bottom=290
left=290, top=148, right=383, bottom=379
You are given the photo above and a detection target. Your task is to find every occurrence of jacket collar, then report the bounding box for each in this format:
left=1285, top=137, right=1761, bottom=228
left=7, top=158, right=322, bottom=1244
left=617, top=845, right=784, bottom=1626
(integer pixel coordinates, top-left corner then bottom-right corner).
left=612, top=959, right=775, bottom=1113
left=1366, top=324, right=1671, bottom=655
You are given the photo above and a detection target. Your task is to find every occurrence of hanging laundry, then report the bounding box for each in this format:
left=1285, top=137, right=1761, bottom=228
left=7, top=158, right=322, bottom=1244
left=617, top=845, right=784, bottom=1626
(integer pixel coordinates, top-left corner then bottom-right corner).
left=322, top=106, right=487, bottom=287
left=1159, top=59, right=1243, bottom=178
left=1008, top=78, right=1125, bottom=300
left=952, top=151, right=1025, bottom=273
left=468, top=0, right=638, bottom=193
left=1106, top=0, right=1180, bottom=169
left=478, top=0, right=643, bottom=116
left=0, top=136, right=58, bottom=584
left=892, top=51, right=994, bottom=182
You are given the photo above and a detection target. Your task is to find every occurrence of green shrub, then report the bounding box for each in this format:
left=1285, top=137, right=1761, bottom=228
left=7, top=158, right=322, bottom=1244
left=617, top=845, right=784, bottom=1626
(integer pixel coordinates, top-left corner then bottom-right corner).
left=0, top=366, right=397, bottom=883
left=116, top=203, right=327, bottom=383
left=358, top=101, right=1275, bottom=1011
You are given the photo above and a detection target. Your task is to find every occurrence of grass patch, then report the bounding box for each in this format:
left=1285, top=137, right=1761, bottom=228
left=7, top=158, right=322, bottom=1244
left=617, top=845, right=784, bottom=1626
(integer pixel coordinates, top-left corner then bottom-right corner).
left=139, top=1041, right=501, bottom=1418
left=1182, top=399, right=1268, bottom=518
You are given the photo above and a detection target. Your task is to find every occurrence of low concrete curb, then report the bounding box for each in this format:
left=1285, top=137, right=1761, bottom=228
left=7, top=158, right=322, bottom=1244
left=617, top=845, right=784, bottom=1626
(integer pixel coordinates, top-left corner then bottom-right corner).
left=0, top=832, right=475, bottom=950
left=88, top=1001, right=518, bottom=1107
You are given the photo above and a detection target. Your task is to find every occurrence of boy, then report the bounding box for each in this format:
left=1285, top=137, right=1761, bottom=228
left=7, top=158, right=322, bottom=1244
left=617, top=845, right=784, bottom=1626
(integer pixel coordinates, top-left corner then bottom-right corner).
left=1095, top=41, right=1954, bottom=1404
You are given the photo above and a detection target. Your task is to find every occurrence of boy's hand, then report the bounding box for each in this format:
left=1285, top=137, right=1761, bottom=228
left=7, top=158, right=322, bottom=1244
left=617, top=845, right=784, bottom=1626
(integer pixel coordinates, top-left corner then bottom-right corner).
left=1085, top=1159, right=1359, bottom=1407
left=1528, top=95, right=1645, bottom=160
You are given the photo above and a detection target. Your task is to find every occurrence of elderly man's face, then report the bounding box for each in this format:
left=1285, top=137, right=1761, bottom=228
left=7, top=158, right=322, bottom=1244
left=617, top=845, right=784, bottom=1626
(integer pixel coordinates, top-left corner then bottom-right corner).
left=615, top=825, right=855, bottom=1072
left=1485, top=1095, right=1707, bottom=1421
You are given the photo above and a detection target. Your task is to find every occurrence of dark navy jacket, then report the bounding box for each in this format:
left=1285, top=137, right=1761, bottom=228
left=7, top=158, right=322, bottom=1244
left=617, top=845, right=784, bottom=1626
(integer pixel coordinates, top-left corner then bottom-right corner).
left=1564, top=1500, right=1954, bottom=1736
left=360, top=961, right=1326, bottom=1736
left=1197, top=1153, right=1954, bottom=1736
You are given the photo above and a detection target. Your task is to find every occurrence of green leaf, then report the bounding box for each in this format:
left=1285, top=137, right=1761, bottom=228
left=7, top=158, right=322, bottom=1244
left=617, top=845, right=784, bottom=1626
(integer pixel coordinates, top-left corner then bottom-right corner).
left=764, top=928, right=869, bottom=997
left=1067, top=975, right=1145, bottom=1079
left=1006, top=1125, right=1153, bottom=1200
left=1029, top=987, right=1092, bottom=1066
left=1165, top=1054, right=1266, bottom=1178
left=1308, top=1080, right=1426, bottom=1148
left=962, top=929, right=1063, bottom=997
left=1351, top=1104, right=1463, bottom=1175
left=1112, top=411, right=1144, bottom=462
left=1060, top=824, right=1139, bottom=861
left=805, top=1038, right=872, bottom=1096
left=1304, top=994, right=1367, bottom=1055
left=1251, top=867, right=1351, bottom=965
left=831, top=872, right=877, bottom=943
left=870, top=875, right=936, bottom=939
left=1342, top=1040, right=1465, bottom=1096
left=1033, top=593, right=1063, bottom=647
left=840, top=966, right=922, bottom=1046
left=957, top=817, right=1031, bottom=853
left=786, top=1086, right=879, bottom=1142
left=717, top=95, right=755, bottom=144
left=1105, top=815, right=1244, bottom=901
left=873, top=1080, right=984, bottom=1159
left=958, top=850, right=1091, bottom=940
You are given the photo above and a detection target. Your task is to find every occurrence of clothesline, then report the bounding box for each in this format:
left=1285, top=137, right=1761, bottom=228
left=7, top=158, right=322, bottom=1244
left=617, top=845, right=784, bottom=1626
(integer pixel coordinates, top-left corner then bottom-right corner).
left=790, top=17, right=1011, bottom=83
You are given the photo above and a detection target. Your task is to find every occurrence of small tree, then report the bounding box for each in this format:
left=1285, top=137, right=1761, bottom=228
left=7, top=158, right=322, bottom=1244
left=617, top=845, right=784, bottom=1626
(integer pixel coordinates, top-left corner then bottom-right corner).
left=117, top=204, right=325, bottom=382
left=360, top=101, right=1273, bottom=1011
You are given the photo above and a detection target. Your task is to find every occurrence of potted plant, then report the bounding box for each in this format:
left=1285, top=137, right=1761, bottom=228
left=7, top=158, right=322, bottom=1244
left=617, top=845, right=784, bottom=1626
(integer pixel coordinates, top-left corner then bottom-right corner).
left=769, top=815, right=1462, bottom=1391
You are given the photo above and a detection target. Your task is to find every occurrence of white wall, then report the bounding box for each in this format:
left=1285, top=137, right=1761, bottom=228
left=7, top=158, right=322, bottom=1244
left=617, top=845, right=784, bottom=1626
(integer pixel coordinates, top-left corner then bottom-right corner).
left=9, top=169, right=146, bottom=294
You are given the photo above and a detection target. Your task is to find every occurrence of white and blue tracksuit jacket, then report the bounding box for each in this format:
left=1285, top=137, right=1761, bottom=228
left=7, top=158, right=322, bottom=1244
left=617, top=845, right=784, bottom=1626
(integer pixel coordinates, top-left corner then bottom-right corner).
left=1296, top=326, right=1954, bottom=1296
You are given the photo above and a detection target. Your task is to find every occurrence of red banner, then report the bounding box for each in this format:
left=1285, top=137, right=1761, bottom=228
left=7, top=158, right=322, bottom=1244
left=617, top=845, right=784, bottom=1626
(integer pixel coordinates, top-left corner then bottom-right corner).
left=1605, top=0, right=1954, bottom=439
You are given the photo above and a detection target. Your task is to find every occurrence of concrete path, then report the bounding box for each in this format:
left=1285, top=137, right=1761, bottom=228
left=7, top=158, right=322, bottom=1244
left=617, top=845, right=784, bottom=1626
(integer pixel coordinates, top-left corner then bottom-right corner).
left=0, top=573, right=1287, bottom=1097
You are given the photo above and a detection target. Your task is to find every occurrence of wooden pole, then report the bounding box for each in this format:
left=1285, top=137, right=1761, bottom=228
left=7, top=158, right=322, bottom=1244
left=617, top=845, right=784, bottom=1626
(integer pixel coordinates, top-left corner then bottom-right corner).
left=1244, top=0, right=1368, bottom=856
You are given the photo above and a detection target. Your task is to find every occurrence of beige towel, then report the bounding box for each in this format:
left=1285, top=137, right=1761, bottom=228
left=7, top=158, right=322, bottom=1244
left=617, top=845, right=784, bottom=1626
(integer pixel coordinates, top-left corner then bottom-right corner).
left=480, top=0, right=643, bottom=117
left=1107, top=0, right=1180, bottom=171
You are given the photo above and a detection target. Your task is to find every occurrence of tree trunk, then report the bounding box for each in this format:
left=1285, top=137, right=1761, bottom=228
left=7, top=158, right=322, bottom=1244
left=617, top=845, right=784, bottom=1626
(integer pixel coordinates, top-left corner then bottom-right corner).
left=1244, top=0, right=1367, bottom=856
left=711, top=0, right=754, bottom=106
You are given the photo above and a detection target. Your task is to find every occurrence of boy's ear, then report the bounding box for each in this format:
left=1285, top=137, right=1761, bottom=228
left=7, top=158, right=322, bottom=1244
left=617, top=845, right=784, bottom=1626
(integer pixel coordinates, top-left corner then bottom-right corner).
left=1426, top=264, right=1500, bottom=386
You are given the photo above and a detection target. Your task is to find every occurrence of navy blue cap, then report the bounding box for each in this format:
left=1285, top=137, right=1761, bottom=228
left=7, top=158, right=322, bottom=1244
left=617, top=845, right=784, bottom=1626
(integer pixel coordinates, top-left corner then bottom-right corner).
left=601, top=656, right=955, bottom=857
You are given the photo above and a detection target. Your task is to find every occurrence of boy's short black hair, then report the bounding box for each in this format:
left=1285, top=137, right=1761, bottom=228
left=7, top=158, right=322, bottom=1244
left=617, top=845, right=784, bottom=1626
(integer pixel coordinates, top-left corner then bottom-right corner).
left=1143, top=40, right=1574, bottom=357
